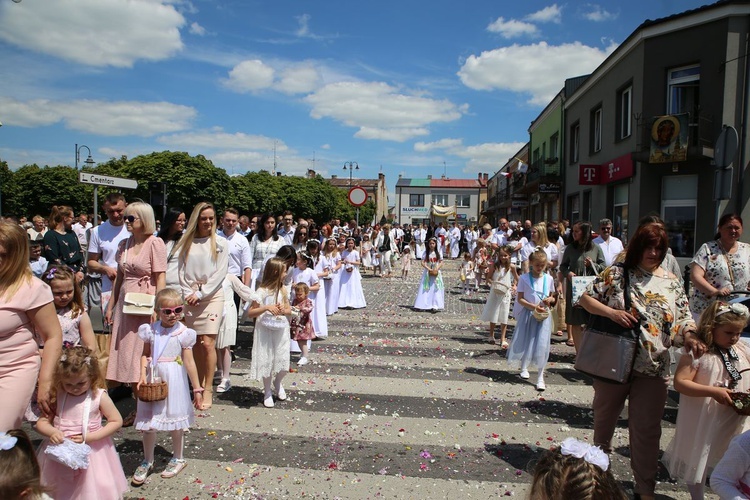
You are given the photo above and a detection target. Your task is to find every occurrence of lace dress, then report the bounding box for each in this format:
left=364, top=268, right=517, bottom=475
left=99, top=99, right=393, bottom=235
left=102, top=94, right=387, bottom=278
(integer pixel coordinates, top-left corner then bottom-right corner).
left=248, top=287, right=291, bottom=380
left=135, top=322, right=197, bottom=431
left=481, top=267, right=512, bottom=324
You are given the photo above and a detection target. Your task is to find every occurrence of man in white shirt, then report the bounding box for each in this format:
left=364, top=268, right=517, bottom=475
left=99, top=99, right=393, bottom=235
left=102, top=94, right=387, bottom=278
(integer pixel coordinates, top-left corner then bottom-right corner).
left=238, top=215, right=251, bottom=237
left=491, top=218, right=511, bottom=250
left=219, top=208, right=252, bottom=287
left=278, top=211, right=296, bottom=244
left=86, top=193, right=130, bottom=375
left=593, top=218, right=624, bottom=266
left=73, top=213, right=93, bottom=252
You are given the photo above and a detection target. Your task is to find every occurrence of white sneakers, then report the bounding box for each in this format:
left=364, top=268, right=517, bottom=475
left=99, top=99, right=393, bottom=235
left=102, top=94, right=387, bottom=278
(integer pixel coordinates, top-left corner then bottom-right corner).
left=519, top=369, right=530, bottom=379
left=216, top=378, right=231, bottom=393
left=297, top=357, right=309, bottom=366
left=263, top=391, right=274, bottom=408
left=536, top=378, right=546, bottom=391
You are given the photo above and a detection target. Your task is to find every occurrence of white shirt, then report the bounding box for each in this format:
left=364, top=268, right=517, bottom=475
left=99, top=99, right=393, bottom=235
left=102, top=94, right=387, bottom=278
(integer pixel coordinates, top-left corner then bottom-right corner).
left=218, top=230, right=252, bottom=277
left=278, top=226, right=295, bottom=245
left=491, top=230, right=510, bottom=248
left=178, top=236, right=229, bottom=300
left=520, top=241, right=559, bottom=266
left=593, top=235, right=624, bottom=266
left=87, top=221, right=130, bottom=293
left=711, top=430, right=750, bottom=500
left=72, top=222, right=92, bottom=247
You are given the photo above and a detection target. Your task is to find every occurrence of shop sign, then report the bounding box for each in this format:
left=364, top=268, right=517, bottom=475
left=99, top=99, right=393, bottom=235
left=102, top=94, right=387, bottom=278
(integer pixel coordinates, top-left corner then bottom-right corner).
left=579, top=164, right=601, bottom=185
left=538, top=182, right=561, bottom=194
left=602, top=153, right=634, bottom=183
left=401, top=207, right=430, bottom=215
left=511, top=200, right=529, bottom=208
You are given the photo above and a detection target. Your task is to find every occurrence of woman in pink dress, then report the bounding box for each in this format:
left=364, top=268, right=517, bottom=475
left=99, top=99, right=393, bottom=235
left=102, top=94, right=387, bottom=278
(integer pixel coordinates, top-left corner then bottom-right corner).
left=105, top=203, right=166, bottom=400
left=0, top=222, right=62, bottom=430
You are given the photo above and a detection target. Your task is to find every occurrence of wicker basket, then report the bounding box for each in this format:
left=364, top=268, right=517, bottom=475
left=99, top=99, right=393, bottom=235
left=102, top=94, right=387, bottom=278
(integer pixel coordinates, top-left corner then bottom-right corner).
left=428, top=269, right=439, bottom=277
left=137, top=381, right=168, bottom=402
left=729, top=368, right=750, bottom=415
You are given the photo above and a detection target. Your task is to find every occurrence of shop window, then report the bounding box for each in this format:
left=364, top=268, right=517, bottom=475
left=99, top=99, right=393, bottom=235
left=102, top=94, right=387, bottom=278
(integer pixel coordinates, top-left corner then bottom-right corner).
left=661, top=175, right=697, bottom=257
left=613, top=183, right=629, bottom=243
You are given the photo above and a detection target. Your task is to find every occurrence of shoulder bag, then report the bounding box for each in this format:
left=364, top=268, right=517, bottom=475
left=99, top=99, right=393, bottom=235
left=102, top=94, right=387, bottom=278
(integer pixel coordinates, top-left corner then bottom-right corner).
left=492, top=267, right=511, bottom=295
left=121, top=238, right=156, bottom=316
left=43, top=391, right=93, bottom=470
left=574, top=265, right=638, bottom=384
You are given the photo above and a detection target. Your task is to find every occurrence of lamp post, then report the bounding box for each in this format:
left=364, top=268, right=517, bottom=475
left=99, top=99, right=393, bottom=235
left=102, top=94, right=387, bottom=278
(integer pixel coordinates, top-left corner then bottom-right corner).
left=343, top=161, right=359, bottom=188
left=75, top=144, right=95, bottom=170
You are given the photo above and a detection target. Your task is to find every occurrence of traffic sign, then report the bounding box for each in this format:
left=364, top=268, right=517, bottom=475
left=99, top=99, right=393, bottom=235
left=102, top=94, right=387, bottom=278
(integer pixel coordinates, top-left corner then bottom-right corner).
left=714, top=125, right=738, bottom=168
left=79, top=172, right=138, bottom=190
left=347, top=186, right=368, bottom=207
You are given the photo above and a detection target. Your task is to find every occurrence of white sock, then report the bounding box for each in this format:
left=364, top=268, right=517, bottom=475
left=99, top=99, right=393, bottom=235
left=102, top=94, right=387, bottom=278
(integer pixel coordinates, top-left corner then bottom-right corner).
left=143, top=431, right=157, bottom=464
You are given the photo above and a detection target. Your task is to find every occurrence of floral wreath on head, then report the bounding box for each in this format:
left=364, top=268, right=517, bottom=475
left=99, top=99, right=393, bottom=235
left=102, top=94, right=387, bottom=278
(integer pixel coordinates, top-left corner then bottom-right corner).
left=717, top=301, right=750, bottom=319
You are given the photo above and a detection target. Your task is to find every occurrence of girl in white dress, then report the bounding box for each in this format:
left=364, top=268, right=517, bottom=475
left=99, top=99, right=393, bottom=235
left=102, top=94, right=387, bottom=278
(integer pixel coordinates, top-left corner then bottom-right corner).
left=360, top=234, right=373, bottom=272
left=323, top=238, right=342, bottom=316
left=663, top=301, right=750, bottom=499
left=338, top=238, right=367, bottom=309
left=132, top=288, right=203, bottom=484
left=413, top=238, right=445, bottom=312
left=290, top=251, right=320, bottom=359
left=459, top=252, right=476, bottom=295
left=481, top=245, right=518, bottom=348
left=306, top=240, right=329, bottom=339
left=508, top=247, right=556, bottom=391
left=246, top=258, right=292, bottom=408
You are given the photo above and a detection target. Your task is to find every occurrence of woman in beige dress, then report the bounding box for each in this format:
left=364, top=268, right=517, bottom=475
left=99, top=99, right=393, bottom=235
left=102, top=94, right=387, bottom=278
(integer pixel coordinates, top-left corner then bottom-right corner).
left=174, top=202, right=228, bottom=409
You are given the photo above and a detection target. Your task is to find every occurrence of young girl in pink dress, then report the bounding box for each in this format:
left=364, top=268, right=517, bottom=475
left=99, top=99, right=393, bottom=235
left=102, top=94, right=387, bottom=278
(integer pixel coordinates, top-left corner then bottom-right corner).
left=36, top=347, right=128, bottom=500
left=290, top=283, right=315, bottom=366
left=42, top=265, right=96, bottom=351
left=663, top=301, right=750, bottom=499
left=290, top=252, right=320, bottom=359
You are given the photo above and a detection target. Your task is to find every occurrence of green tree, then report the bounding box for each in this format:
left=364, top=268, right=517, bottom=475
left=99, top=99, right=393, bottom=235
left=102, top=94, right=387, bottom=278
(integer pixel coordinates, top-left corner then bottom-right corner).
left=5, top=164, right=93, bottom=217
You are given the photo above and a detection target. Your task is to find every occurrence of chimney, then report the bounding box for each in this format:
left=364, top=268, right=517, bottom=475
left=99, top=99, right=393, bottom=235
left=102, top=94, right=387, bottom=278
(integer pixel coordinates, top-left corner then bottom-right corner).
left=427, top=174, right=432, bottom=179
left=398, top=174, right=402, bottom=179
left=477, top=172, right=482, bottom=181
left=379, top=172, right=385, bottom=180
left=483, top=173, right=488, bottom=181
left=331, top=175, right=337, bottom=179
left=307, top=169, right=316, bottom=178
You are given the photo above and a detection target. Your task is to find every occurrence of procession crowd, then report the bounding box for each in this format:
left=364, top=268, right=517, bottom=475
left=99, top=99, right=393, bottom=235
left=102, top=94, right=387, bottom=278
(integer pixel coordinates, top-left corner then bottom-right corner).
left=3, top=194, right=750, bottom=499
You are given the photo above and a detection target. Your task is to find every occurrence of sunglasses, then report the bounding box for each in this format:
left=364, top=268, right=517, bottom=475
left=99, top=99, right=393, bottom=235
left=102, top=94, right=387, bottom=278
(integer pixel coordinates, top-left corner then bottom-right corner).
left=124, top=215, right=140, bottom=223
left=160, top=306, right=184, bottom=315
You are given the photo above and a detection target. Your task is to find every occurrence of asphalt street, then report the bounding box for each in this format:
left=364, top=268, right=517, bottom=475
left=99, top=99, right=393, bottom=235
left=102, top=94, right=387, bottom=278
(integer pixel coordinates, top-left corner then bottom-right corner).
left=28, top=263, right=711, bottom=499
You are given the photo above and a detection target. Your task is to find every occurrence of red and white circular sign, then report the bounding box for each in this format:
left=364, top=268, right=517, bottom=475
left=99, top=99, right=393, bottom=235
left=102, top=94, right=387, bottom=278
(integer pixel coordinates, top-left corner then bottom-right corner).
left=347, top=186, right=368, bottom=207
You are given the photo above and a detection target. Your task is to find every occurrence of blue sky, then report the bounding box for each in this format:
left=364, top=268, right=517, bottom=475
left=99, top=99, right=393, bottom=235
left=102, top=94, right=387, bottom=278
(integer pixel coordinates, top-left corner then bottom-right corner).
left=0, top=0, right=710, bottom=200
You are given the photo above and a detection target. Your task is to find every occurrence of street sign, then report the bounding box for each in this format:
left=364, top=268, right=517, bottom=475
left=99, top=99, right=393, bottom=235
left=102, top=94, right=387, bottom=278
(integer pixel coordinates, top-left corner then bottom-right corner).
left=714, top=126, right=738, bottom=168
left=79, top=172, right=138, bottom=190
left=347, top=186, right=368, bottom=207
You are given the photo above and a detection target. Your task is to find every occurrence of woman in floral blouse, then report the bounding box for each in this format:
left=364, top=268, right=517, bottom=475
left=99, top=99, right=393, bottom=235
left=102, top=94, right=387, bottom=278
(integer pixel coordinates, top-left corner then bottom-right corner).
left=690, top=214, right=750, bottom=321
left=579, top=222, right=703, bottom=500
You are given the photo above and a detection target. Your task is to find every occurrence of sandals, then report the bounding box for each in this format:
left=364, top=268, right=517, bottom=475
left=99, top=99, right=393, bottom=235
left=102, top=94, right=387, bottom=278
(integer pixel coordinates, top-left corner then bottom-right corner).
left=554, top=331, right=564, bottom=337
left=200, top=389, right=213, bottom=410
left=501, top=341, right=509, bottom=349
left=565, top=338, right=575, bottom=347
left=161, top=458, right=187, bottom=478
left=122, top=409, right=137, bottom=428
left=489, top=338, right=496, bottom=345
left=132, top=461, right=153, bottom=486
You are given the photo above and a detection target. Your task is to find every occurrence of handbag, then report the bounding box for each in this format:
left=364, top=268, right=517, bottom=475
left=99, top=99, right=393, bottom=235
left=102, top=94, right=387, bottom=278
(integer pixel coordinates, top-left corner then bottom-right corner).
left=123, top=292, right=156, bottom=316
left=574, top=265, right=638, bottom=384
left=121, top=240, right=156, bottom=315
left=571, top=276, right=596, bottom=305
left=43, top=392, right=92, bottom=470
left=528, top=272, right=550, bottom=322
left=493, top=268, right=511, bottom=295
left=378, top=234, right=390, bottom=253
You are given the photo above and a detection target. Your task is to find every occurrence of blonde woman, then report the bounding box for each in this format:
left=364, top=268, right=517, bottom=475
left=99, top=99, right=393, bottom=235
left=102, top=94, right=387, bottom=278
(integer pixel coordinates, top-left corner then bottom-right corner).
left=0, top=222, right=62, bottom=429
left=174, top=202, right=228, bottom=409
left=519, top=222, right=559, bottom=274
left=105, top=202, right=166, bottom=428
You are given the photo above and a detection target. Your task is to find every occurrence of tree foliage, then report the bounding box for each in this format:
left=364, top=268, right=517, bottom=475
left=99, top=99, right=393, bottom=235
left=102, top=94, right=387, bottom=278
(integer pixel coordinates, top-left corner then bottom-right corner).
left=0, top=152, right=375, bottom=225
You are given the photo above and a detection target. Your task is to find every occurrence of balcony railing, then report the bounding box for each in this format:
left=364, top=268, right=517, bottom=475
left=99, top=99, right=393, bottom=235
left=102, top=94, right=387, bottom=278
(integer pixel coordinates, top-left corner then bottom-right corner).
left=526, top=158, right=561, bottom=183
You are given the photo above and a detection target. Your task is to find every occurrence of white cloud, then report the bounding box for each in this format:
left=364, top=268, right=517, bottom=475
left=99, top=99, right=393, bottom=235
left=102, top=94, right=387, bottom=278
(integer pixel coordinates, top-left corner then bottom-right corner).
left=189, top=22, right=206, bottom=36
left=157, top=129, right=284, bottom=151
left=296, top=14, right=312, bottom=37
left=320, top=144, right=331, bottom=150
left=458, top=41, right=617, bottom=105
left=0, top=97, right=196, bottom=136
left=0, top=0, right=184, bottom=68
left=525, top=4, right=563, bottom=24
left=305, top=81, right=467, bottom=142
left=223, top=59, right=276, bottom=93
left=277, top=64, right=322, bottom=94
left=413, top=138, right=527, bottom=174
left=582, top=5, right=618, bottom=22
left=487, top=17, right=539, bottom=39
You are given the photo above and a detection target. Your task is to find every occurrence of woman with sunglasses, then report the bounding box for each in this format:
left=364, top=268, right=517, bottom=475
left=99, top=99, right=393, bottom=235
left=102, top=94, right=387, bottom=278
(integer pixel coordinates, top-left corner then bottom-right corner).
left=105, top=202, right=166, bottom=423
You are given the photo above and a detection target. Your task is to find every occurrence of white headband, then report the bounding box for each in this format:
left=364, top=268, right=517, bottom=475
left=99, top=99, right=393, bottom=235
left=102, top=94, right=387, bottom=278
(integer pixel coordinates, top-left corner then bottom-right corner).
left=717, top=302, right=750, bottom=319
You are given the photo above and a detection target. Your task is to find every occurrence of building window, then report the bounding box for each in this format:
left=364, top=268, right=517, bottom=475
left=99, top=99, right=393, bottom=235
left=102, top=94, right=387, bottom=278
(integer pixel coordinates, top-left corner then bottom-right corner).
left=550, top=133, right=559, bottom=161
left=668, top=65, right=700, bottom=116
left=612, top=183, right=629, bottom=242
left=570, top=122, right=580, bottom=164
left=409, top=194, right=424, bottom=207
left=568, top=193, right=580, bottom=222
left=617, top=85, right=632, bottom=139
left=456, top=194, right=471, bottom=208
left=591, top=107, right=603, bottom=153
left=661, top=175, right=697, bottom=258
left=432, top=194, right=448, bottom=206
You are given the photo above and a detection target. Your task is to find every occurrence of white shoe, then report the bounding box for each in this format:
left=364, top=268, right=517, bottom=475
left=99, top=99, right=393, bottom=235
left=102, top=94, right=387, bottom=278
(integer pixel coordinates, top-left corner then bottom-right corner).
left=275, top=384, right=287, bottom=401
left=263, top=392, right=274, bottom=408
left=216, top=378, right=231, bottom=393
left=297, top=357, right=309, bottom=366
left=519, top=369, right=530, bottom=379
left=536, top=378, right=546, bottom=391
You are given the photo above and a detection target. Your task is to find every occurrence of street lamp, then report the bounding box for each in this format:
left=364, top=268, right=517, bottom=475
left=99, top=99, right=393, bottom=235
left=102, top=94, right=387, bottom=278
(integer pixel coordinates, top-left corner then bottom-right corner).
left=75, top=144, right=95, bottom=170
left=343, top=161, right=359, bottom=187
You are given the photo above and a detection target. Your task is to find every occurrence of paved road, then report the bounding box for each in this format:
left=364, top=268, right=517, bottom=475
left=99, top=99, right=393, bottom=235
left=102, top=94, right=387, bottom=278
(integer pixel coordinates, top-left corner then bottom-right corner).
left=34, top=265, right=709, bottom=499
